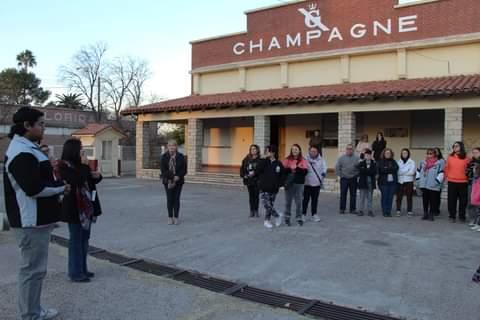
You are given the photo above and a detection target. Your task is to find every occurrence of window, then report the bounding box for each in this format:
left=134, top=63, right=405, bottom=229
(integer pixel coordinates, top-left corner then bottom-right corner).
left=410, top=110, right=443, bottom=149
left=101, top=141, right=113, bottom=160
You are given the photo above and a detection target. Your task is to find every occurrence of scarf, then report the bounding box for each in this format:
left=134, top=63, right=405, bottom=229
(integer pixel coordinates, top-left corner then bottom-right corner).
left=168, top=153, right=176, bottom=177
left=424, top=158, right=437, bottom=171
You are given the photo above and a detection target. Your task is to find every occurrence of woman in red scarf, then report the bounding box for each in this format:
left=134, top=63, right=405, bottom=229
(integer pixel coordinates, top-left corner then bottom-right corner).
left=416, top=148, right=445, bottom=221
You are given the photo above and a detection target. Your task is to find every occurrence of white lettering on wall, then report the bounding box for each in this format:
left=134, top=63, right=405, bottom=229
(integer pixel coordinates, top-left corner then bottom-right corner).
left=286, top=33, right=302, bottom=48
left=306, top=30, right=321, bottom=45
left=249, top=39, right=263, bottom=53
left=328, top=27, right=344, bottom=42
left=350, top=24, right=367, bottom=38
left=373, top=19, right=392, bottom=36
left=399, top=15, right=418, bottom=33
left=233, top=42, right=245, bottom=55
left=268, top=36, right=282, bottom=51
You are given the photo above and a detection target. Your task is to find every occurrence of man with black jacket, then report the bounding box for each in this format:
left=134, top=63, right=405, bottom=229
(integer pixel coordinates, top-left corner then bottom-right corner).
left=3, top=107, right=70, bottom=320
left=160, top=140, right=187, bottom=225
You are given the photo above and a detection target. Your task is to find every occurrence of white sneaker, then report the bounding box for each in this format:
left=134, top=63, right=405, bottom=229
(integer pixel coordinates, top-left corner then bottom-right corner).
left=396, top=211, right=401, bottom=217
left=264, top=220, right=273, bottom=229
left=407, top=212, right=413, bottom=217
left=313, top=215, right=322, bottom=222
left=476, top=228, right=480, bottom=232
left=469, top=221, right=477, bottom=227
left=40, top=308, right=59, bottom=320
left=471, top=225, right=480, bottom=231
left=275, top=215, right=283, bottom=227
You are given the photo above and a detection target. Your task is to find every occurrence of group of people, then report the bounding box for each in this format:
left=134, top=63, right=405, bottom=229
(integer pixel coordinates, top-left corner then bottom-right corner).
left=240, top=143, right=327, bottom=228
left=240, top=132, right=480, bottom=231
left=4, top=107, right=103, bottom=320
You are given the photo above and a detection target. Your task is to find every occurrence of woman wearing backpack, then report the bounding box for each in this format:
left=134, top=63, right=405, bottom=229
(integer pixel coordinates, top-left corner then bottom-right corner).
left=282, top=144, right=308, bottom=226
left=58, top=139, right=102, bottom=282
left=240, top=144, right=262, bottom=218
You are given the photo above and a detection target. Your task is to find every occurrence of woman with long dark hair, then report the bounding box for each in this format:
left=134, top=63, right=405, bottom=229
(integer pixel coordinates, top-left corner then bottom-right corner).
left=240, top=144, right=262, bottom=218
left=257, top=145, right=285, bottom=229
left=445, top=141, right=470, bottom=223
left=372, top=132, right=387, bottom=162
left=282, top=144, right=308, bottom=226
left=396, top=148, right=416, bottom=217
left=377, top=148, right=398, bottom=217
left=58, top=139, right=102, bottom=282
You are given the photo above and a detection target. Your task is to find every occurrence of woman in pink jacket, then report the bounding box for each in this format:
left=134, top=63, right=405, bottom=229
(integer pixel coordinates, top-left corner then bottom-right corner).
left=282, top=144, right=308, bottom=226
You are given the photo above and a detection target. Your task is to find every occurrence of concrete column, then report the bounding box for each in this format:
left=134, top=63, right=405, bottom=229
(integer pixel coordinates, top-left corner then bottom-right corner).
left=444, top=107, right=463, bottom=154
left=341, top=55, right=350, bottom=83
left=397, top=48, right=407, bottom=79
left=192, top=74, right=200, bottom=95
left=135, top=121, right=152, bottom=178
left=187, top=118, right=203, bottom=175
left=338, top=111, right=356, bottom=156
left=254, top=115, right=271, bottom=152
left=239, top=68, right=246, bottom=92
left=280, top=62, right=289, bottom=88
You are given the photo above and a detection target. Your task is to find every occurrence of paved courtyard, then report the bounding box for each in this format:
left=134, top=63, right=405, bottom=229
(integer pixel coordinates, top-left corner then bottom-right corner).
left=1, top=177, right=480, bottom=320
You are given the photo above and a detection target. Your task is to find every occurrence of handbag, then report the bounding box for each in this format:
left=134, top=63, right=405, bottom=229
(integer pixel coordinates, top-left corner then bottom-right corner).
left=309, top=161, right=324, bottom=188
left=471, top=178, right=480, bottom=206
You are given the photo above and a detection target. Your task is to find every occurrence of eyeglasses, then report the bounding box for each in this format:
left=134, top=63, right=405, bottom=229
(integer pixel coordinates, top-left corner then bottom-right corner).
left=427, top=152, right=434, bottom=155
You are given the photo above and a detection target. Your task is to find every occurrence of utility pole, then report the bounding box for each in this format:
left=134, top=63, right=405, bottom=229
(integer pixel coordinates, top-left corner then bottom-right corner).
left=97, top=76, right=101, bottom=122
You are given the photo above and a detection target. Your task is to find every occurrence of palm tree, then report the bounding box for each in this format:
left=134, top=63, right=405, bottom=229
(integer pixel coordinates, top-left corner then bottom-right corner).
left=55, top=93, right=85, bottom=110
left=16, top=50, right=37, bottom=73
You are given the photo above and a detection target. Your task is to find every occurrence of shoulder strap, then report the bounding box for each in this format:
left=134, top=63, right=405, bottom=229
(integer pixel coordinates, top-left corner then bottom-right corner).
left=309, top=161, right=323, bottom=183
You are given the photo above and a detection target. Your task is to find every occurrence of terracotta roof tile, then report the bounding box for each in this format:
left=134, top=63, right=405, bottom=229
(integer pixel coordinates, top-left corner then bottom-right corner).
left=123, top=74, right=480, bottom=115
left=72, top=123, right=125, bottom=136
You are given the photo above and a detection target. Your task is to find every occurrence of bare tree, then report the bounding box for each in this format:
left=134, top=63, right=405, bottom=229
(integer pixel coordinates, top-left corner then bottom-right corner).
left=59, top=42, right=108, bottom=121
left=127, top=59, right=151, bottom=107
left=104, top=57, right=136, bottom=120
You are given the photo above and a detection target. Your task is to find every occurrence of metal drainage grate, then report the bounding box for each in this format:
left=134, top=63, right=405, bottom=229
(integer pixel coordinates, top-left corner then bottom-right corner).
left=233, top=286, right=310, bottom=312
left=50, top=235, right=403, bottom=320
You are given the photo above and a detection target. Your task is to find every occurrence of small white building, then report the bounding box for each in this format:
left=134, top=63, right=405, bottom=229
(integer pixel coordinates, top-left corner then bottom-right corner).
left=72, top=124, right=126, bottom=177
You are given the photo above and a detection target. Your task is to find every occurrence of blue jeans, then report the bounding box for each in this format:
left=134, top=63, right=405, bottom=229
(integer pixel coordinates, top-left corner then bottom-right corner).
left=68, top=223, right=91, bottom=280
left=380, top=182, right=397, bottom=216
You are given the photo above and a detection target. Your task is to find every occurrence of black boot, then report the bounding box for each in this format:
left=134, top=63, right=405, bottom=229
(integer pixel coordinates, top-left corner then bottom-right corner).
left=422, top=212, right=428, bottom=220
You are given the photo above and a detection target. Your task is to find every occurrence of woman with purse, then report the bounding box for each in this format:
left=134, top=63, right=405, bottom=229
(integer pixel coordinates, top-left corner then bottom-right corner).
left=282, top=144, right=308, bottom=226
left=302, top=145, right=326, bottom=222
left=58, top=139, right=102, bottom=282
left=240, top=144, right=262, bottom=218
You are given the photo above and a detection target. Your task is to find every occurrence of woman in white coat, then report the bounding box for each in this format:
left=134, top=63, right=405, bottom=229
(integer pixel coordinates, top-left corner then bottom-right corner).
left=396, top=148, right=416, bottom=216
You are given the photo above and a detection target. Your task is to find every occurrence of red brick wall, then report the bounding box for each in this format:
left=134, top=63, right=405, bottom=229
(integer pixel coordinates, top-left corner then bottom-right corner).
left=192, top=0, right=480, bottom=69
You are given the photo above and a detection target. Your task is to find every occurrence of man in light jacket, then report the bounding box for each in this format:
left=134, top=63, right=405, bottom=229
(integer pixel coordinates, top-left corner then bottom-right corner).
left=303, top=145, right=327, bottom=222
left=4, top=107, right=70, bottom=320
left=396, top=148, right=416, bottom=216
left=335, top=144, right=360, bottom=214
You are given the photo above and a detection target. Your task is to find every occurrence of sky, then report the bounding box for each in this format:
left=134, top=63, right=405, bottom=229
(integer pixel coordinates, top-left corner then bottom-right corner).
left=0, top=0, right=281, bottom=103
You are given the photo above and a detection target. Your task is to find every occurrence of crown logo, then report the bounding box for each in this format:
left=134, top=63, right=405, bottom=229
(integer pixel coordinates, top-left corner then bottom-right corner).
left=308, top=3, right=317, bottom=11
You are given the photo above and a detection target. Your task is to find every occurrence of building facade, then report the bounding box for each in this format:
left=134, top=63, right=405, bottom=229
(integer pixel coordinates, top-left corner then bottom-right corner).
left=125, top=0, right=480, bottom=186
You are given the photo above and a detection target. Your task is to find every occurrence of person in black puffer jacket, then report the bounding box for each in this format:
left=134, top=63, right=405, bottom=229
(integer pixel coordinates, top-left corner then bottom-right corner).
left=240, top=144, right=262, bottom=218
left=377, top=148, right=399, bottom=217
left=257, top=145, right=285, bottom=229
